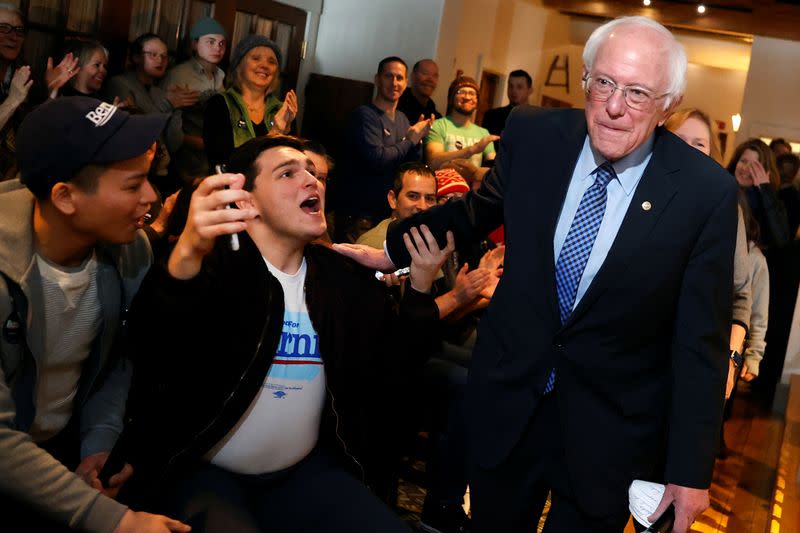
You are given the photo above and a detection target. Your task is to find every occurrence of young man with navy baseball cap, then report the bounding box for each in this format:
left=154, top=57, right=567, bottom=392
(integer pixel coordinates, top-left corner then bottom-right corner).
left=0, top=96, right=190, bottom=532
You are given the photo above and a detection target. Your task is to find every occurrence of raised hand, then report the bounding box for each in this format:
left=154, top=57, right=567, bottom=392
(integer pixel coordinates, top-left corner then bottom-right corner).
left=46, top=53, right=80, bottom=99
left=168, top=173, right=257, bottom=279
left=403, top=225, right=455, bottom=293
left=748, top=159, right=770, bottom=186
left=7, top=65, right=33, bottom=107
left=272, top=89, right=298, bottom=134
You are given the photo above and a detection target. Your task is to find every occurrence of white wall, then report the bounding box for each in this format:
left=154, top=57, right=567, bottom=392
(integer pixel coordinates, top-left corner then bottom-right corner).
left=435, top=0, right=549, bottom=112
left=682, top=63, right=748, bottom=161
left=313, top=0, right=444, bottom=84
left=736, top=36, right=800, bottom=147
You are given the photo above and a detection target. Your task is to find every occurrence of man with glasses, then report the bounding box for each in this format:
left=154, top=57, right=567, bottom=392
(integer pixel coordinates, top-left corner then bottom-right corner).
left=0, top=3, right=29, bottom=180
left=425, top=76, right=499, bottom=171
left=335, top=16, right=737, bottom=533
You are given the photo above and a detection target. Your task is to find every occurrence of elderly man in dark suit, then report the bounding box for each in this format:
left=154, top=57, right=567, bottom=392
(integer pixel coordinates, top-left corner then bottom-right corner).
left=335, top=16, right=737, bottom=533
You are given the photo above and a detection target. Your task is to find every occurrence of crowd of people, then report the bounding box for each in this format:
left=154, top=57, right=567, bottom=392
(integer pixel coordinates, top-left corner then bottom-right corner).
left=1, top=3, right=799, bottom=533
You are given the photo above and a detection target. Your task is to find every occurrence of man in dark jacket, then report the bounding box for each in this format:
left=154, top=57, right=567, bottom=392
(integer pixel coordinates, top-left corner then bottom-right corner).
left=334, top=16, right=737, bottom=533
left=481, top=69, right=533, bottom=136
left=116, top=135, right=448, bottom=532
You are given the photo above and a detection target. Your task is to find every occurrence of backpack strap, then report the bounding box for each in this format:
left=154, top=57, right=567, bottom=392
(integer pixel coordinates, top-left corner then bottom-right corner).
left=0, top=272, right=35, bottom=431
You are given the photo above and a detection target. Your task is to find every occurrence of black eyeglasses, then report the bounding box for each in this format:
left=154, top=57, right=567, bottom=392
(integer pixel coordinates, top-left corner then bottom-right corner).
left=0, top=23, right=25, bottom=36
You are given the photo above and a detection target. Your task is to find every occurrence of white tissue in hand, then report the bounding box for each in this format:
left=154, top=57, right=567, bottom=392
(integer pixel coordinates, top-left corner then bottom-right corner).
left=629, top=479, right=666, bottom=528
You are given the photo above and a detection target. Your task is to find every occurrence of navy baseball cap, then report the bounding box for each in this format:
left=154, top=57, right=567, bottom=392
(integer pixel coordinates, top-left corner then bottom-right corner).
left=16, top=96, right=169, bottom=197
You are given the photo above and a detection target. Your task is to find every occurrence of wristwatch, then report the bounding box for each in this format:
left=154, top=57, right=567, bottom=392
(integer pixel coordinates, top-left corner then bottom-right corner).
left=730, top=349, right=743, bottom=368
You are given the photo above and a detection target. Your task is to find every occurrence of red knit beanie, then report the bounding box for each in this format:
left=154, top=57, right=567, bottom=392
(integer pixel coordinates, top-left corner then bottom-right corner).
left=435, top=168, right=470, bottom=199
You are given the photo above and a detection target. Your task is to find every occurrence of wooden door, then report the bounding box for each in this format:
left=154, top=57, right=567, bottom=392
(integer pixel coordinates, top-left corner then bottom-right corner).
left=476, top=70, right=499, bottom=126
left=214, top=0, right=306, bottom=97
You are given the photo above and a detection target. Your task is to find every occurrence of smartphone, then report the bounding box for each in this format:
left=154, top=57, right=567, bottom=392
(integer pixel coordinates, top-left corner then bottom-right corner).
left=215, top=164, right=240, bottom=251
left=644, top=505, right=675, bottom=533
left=375, top=266, right=410, bottom=281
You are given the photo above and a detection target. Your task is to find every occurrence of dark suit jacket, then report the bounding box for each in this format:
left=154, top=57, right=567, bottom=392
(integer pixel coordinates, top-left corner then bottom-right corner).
left=481, top=104, right=513, bottom=136
left=386, top=107, right=738, bottom=516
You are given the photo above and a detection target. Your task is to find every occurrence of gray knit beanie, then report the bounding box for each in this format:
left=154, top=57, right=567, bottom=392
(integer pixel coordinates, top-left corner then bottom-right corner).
left=229, top=34, right=283, bottom=73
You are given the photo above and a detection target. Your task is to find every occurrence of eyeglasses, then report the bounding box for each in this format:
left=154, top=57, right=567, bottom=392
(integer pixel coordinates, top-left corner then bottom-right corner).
left=583, top=75, right=669, bottom=111
left=0, top=23, right=25, bottom=36
left=142, top=50, right=169, bottom=61
left=455, top=88, right=477, bottom=98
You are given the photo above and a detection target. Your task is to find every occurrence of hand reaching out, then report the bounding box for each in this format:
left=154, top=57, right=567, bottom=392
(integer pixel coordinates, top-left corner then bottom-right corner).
left=332, top=242, right=396, bottom=271
left=469, top=134, right=500, bottom=156
left=404, top=225, right=455, bottom=293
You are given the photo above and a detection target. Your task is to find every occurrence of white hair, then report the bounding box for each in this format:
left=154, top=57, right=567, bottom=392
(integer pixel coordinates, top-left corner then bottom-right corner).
left=582, top=16, right=687, bottom=109
left=0, top=2, right=23, bottom=19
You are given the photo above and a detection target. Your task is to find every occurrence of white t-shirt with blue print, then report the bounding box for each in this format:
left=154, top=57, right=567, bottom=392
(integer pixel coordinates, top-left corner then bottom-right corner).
left=208, top=257, right=326, bottom=474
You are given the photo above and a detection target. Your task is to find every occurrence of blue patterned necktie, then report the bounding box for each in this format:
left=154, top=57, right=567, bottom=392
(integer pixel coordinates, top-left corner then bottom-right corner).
left=544, top=162, right=617, bottom=394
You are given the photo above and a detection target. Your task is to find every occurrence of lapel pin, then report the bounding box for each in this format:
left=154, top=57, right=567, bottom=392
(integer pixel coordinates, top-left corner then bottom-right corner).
left=641, top=201, right=652, bottom=211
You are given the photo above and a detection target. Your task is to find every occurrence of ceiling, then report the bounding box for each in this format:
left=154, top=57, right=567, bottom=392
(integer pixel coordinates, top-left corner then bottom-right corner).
left=568, top=17, right=753, bottom=70
left=542, top=0, right=800, bottom=42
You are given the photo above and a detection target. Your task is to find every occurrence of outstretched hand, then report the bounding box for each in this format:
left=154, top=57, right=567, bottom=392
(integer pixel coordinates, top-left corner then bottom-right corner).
left=470, top=134, right=501, bottom=156
left=404, top=225, right=455, bottom=293
left=332, top=242, right=396, bottom=271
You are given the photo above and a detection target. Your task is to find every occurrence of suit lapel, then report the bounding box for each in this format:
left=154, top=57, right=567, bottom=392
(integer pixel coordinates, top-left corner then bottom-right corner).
left=563, top=129, right=679, bottom=328
left=536, top=112, right=588, bottom=322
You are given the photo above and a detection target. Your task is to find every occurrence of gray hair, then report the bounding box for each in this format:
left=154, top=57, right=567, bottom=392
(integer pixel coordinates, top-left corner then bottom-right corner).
left=64, top=38, right=109, bottom=69
left=0, top=2, right=23, bottom=19
left=582, top=16, right=687, bottom=109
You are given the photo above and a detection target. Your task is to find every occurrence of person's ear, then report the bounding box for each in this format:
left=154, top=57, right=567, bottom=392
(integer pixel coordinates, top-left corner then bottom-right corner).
left=658, top=95, right=683, bottom=126
left=387, top=190, right=398, bottom=211
left=235, top=195, right=255, bottom=211
left=50, top=182, right=79, bottom=216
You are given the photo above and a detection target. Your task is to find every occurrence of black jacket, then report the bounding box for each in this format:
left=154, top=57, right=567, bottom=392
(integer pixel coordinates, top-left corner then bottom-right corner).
left=116, top=234, right=438, bottom=507
left=386, top=107, right=737, bottom=516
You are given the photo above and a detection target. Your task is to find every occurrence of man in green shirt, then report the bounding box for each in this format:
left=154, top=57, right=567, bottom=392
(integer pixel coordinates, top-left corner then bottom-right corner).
left=425, top=76, right=500, bottom=171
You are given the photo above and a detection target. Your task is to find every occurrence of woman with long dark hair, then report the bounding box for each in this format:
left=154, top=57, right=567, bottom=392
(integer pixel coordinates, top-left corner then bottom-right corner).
left=726, top=138, right=790, bottom=249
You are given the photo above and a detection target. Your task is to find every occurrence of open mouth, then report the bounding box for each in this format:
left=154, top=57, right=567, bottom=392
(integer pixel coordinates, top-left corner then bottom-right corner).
left=300, top=196, right=321, bottom=215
